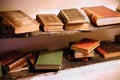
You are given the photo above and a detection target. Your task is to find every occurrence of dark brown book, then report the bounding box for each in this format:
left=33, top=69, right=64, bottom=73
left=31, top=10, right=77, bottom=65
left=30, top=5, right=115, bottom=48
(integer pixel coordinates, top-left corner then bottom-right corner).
left=95, top=41, right=120, bottom=58
left=0, top=10, right=40, bottom=34
left=36, top=14, right=64, bottom=32
left=71, top=38, right=100, bottom=53
left=1, top=51, right=38, bottom=74
left=82, top=6, right=120, bottom=26
left=0, top=51, right=28, bottom=73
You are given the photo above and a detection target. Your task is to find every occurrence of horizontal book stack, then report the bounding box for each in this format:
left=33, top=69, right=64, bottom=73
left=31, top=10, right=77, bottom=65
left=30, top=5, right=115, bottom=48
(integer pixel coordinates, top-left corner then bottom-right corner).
left=36, top=14, right=64, bottom=32
left=0, top=51, right=38, bottom=74
left=0, top=10, right=40, bottom=38
left=66, top=38, right=100, bottom=61
left=58, top=8, right=90, bottom=31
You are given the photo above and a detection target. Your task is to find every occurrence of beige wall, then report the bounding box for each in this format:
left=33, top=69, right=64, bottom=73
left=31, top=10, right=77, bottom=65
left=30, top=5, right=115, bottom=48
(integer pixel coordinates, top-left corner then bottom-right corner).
left=0, top=0, right=120, bottom=54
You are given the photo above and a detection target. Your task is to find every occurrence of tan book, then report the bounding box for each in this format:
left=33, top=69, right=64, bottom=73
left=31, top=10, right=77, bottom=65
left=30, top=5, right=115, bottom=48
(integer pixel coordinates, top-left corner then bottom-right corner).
left=74, top=51, right=95, bottom=58
left=59, top=8, right=89, bottom=24
left=0, top=10, right=40, bottom=34
left=71, top=38, right=100, bottom=53
left=82, top=6, right=120, bottom=26
left=36, top=14, right=64, bottom=32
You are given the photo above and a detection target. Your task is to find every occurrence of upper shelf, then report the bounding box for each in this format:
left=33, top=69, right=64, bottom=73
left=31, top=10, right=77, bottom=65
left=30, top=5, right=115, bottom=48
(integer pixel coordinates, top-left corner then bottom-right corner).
left=30, top=24, right=120, bottom=37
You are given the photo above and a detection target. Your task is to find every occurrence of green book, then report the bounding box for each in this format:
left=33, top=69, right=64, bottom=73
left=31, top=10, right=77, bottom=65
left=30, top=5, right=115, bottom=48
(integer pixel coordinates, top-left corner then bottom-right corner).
left=35, top=50, right=63, bottom=71
left=0, top=62, right=2, bottom=77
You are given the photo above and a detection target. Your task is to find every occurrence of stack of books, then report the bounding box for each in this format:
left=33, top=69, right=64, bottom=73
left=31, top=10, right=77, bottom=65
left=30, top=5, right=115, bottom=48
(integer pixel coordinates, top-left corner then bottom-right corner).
left=67, top=38, right=100, bottom=61
left=0, top=51, right=38, bottom=74
left=0, top=10, right=40, bottom=38
left=58, top=8, right=90, bottom=31
left=36, top=14, right=64, bottom=32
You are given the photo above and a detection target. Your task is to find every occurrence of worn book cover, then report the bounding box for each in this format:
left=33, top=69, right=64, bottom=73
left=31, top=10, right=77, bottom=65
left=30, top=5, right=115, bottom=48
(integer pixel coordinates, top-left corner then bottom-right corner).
left=82, top=6, right=120, bottom=26
left=36, top=14, right=63, bottom=31
left=59, top=8, right=89, bottom=24
left=71, top=38, right=100, bottom=53
left=35, top=50, right=63, bottom=71
left=0, top=10, right=40, bottom=34
left=95, top=41, right=120, bottom=58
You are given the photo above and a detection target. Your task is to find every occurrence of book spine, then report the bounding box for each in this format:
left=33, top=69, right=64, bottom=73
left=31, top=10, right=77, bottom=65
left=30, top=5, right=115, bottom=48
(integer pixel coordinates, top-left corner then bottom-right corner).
left=82, top=8, right=98, bottom=26
left=95, top=47, right=107, bottom=58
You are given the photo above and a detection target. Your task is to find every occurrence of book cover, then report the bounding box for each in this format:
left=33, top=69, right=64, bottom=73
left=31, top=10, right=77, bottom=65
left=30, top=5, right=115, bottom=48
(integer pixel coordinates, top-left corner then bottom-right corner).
left=71, top=38, right=100, bottom=53
left=36, top=14, right=64, bottom=32
left=82, top=6, right=120, bottom=26
left=58, top=9, right=90, bottom=31
left=35, top=50, right=63, bottom=71
left=0, top=10, right=40, bottom=34
left=59, top=8, right=88, bottom=24
left=95, top=41, right=120, bottom=58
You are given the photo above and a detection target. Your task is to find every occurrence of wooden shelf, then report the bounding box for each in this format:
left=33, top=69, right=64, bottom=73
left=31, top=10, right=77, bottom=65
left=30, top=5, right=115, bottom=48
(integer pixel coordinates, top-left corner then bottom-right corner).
left=30, top=24, right=120, bottom=37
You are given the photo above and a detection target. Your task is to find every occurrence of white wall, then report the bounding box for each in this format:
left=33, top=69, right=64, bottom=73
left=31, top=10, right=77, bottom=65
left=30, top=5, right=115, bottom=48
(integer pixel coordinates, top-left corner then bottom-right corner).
left=0, top=0, right=119, bottom=18
left=0, top=0, right=120, bottom=54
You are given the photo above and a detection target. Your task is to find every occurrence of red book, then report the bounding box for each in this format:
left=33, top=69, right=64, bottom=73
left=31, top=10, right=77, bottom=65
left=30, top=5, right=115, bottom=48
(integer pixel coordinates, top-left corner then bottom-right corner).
left=71, top=38, right=100, bottom=53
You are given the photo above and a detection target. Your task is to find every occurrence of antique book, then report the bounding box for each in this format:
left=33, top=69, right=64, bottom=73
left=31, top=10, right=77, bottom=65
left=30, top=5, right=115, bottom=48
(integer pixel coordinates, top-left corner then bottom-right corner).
left=0, top=51, right=37, bottom=73
left=66, top=53, right=89, bottom=61
left=36, top=14, right=64, bottom=32
left=58, top=9, right=90, bottom=31
left=35, top=50, right=63, bottom=71
left=59, top=8, right=89, bottom=24
left=71, top=38, right=100, bottom=53
left=74, top=50, right=95, bottom=58
left=95, top=41, right=120, bottom=58
left=82, top=6, right=120, bottom=26
left=0, top=10, right=40, bottom=34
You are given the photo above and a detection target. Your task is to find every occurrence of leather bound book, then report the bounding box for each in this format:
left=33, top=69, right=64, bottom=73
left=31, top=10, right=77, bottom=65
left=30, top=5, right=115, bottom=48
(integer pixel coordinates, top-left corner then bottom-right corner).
left=36, top=14, right=64, bottom=32
left=71, top=38, right=100, bottom=53
left=82, top=6, right=120, bottom=26
left=95, top=41, right=120, bottom=58
left=0, top=10, right=40, bottom=34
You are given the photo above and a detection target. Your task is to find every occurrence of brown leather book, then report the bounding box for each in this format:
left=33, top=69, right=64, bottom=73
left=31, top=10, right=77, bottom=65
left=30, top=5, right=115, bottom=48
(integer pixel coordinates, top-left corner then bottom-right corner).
left=58, top=9, right=90, bottom=31
left=0, top=10, right=40, bottom=34
left=36, top=14, right=64, bottom=32
left=82, top=6, right=120, bottom=26
left=59, top=8, right=88, bottom=24
left=95, top=41, right=120, bottom=58
left=71, top=38, right=100, bottom=53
